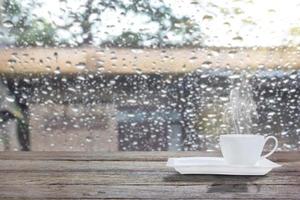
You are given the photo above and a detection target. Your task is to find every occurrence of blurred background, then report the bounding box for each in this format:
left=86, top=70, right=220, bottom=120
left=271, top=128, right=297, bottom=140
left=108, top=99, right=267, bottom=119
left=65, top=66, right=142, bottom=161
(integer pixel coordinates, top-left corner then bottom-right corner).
left=0, top=0, right=299, bottom=151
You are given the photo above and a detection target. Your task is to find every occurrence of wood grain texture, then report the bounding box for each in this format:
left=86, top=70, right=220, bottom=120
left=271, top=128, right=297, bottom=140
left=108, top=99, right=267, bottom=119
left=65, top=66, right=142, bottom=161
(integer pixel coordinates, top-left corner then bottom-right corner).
left=0, top=151, right=299, bottom=161
left=0, top=184, right=299, bottom=199
left=0, top=151, right=299, bottom=199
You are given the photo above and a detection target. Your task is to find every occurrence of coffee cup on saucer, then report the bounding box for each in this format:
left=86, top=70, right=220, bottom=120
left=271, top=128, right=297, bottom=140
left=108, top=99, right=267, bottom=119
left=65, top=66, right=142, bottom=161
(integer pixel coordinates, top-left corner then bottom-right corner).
left=220, top=134, right=278, bottom=166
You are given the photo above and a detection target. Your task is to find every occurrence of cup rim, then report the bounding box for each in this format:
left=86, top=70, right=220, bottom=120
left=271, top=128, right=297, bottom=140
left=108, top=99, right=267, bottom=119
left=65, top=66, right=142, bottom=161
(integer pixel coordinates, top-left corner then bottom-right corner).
left=220, top=134, right=263, bottom=138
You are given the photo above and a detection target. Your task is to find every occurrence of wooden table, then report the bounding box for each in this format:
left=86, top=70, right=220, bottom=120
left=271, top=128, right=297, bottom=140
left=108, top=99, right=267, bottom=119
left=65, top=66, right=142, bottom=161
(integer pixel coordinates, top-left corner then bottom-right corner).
left=0, top=151, right=299, bottom=199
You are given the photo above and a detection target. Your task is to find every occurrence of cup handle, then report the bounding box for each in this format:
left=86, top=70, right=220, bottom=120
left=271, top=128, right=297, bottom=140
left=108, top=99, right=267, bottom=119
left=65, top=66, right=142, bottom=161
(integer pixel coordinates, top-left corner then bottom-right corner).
left=262, top=136, right=278, bottom=158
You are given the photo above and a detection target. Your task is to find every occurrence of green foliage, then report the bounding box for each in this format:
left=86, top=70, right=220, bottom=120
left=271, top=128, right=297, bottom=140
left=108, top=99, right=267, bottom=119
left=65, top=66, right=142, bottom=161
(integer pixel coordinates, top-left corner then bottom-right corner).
left=109, top=32, right=143, bottom=47
left=3, top=0, right=21, bottom=16
left=3, top=0, right=56, bottom=46
left=2, top=0, right=201, bottom=47
left=14, top=20, right=56, bottom=46
left=102, top=0, right=200, bottom=47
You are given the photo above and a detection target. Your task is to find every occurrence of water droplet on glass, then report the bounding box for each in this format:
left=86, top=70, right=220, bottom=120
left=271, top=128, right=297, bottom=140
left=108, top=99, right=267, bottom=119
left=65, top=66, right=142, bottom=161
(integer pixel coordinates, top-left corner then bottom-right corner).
left=86, top=136, right=92, bottom=143
left=5, top=96, right=15, bottom=102
left=75, top=62, right=86, bottom=70
left=3, top=20, right=14, bottom=28
left=201, top=61, right=212, bottom=68
left=202, top=15, right=213, bottom=21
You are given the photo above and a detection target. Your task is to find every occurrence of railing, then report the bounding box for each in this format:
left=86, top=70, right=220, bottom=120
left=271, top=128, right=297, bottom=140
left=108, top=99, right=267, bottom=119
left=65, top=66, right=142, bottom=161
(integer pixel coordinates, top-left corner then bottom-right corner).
left=0, top=47, right=299, bottom=75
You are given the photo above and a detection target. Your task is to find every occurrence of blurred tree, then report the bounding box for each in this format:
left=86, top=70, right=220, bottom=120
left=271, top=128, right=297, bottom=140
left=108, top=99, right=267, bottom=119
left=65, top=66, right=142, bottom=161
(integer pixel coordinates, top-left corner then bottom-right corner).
left=2, top=0, right=55, bottom=46
left=2, top=0, right=201, bottom=47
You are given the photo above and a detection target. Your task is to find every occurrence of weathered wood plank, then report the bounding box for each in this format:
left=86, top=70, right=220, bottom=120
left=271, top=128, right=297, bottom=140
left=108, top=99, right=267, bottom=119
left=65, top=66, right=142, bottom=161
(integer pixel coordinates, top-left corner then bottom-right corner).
left=0, top=152, right=298, bottom=199
left=0, top=160, right=298, bottom=172
left=0, top=184, right=299, bottom=199
left=0, top=151, right=299, bottom=162
left=0, top=171, right=299, bottom=186
left=0, top=151, right=217, bottom=161
left=0, top=160, right=167, bottom=172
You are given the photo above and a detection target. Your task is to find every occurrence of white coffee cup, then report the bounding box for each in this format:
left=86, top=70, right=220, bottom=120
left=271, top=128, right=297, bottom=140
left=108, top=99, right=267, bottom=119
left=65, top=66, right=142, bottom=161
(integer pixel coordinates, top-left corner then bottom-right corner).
left=220, top=134, right=278, bottom=166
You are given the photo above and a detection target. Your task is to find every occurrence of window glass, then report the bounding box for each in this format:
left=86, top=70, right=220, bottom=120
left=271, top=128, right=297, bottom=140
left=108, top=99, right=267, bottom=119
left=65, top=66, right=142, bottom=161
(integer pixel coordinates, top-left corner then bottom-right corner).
left=0, top=0, right=299, bottom=151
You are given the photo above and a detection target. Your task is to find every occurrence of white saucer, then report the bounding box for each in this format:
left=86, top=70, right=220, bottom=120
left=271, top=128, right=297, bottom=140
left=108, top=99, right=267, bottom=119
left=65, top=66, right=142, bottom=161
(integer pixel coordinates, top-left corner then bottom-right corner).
left=166, top=157, right=281, bottom=175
